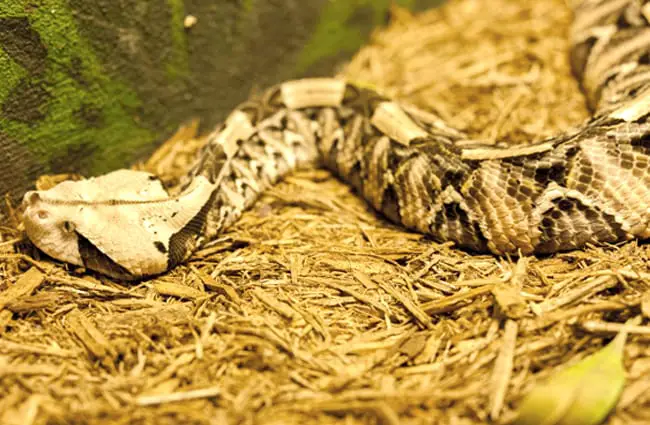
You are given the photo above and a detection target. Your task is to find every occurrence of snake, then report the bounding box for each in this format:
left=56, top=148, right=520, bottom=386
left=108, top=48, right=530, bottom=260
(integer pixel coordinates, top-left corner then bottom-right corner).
left=20, top=0, right=650, bottom=280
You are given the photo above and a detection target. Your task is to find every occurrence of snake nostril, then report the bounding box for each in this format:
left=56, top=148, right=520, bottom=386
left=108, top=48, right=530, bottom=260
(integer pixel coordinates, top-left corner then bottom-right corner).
left=62, top=221, right=75, bottom=232
left=26, top=191, right=41, bottom=205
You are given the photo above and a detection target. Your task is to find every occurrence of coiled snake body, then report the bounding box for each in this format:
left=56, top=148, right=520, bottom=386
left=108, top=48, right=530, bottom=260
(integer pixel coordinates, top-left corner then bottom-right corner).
left=22, top=0, right=650, bottom=279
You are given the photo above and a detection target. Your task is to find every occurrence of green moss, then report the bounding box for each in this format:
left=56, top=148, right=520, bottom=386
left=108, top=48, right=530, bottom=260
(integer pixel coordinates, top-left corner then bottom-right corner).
left=166, top=0, right=190, bottom=80
left=295, top=0, right=443, bottom=74
left=0, top=1, right=23, bottom=15
left=295, top=0, right=377, bottom=74
left=0, top=48, right=27, bottom=100
left=0, top=0, right=154, bottom=175
left=241, top=0, right=255, bottom=13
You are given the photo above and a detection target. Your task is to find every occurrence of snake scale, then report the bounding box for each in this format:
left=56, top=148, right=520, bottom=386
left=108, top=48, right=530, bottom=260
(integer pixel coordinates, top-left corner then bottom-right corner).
left=21, top=0, right=650, bottom=280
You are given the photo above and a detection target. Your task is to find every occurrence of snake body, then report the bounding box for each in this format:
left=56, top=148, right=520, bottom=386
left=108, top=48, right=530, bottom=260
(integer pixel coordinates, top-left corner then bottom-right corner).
left=21, top=0, right=650, bottom=279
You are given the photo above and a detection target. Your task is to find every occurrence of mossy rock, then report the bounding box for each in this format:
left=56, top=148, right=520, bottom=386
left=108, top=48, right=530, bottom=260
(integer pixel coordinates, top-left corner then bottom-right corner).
left=0, top=0, right=443, bottom=212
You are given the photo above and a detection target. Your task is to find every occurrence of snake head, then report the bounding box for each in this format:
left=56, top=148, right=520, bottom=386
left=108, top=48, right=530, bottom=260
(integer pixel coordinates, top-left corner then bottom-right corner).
left=22, top=170, right=215, bottom=280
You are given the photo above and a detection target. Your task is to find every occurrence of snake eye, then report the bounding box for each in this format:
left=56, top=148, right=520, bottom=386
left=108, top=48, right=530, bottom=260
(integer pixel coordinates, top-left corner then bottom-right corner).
left=62, top=221, right=75, bottom=232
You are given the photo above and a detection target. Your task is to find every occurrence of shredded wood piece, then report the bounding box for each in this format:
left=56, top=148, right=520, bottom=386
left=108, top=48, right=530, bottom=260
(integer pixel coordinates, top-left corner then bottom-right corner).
left=581, top=320, right=650, bottom=336
left=489, top=320, right=518, bottom=420
left=136, top=385, right=221, bottom=406
left=151, top=281, right=206, bottom=299
left=0, top=268, right=45, bottom=310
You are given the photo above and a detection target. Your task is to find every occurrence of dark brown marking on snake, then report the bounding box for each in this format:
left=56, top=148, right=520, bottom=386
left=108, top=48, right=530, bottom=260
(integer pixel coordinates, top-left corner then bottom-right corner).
left=167, top=191, right=214, bottom=269
left=154, top=241, right=167, bottom=254
left=77, top=232, right=133, bottom=278
left=431, top=202, right=488, bottom=252
left=535, top=197, right=627, bottom=254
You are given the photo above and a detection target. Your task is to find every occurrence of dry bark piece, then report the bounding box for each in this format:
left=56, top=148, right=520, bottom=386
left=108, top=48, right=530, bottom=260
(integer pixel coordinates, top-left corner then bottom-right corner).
left=0, top=267, right=45, bottom=311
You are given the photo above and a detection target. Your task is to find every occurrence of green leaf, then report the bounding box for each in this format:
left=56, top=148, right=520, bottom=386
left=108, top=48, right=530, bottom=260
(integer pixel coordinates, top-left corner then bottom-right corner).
left=513, top=330, right=627, bottom=425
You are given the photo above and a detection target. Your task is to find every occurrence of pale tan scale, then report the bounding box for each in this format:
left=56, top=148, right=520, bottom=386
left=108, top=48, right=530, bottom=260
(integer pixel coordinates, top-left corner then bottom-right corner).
left=610, top=87, right=650, bottom=121
left=286, top=110, right=317, bottom=147
left=571, top=0, right=630, bottom=36
left=317, top=108, right=344, bottom=157
left=216, top=111, right=256, bottom=158
left=584, top=29, right=650, bottom=104
left=370, top=102, right=429, bottom=146
left=334, top=114, right=365, bottom=179
left=362, top=135, right=394, bottom=210
left=257, top=129, right=298, bottom=170
left=280, top=78, right=346, bottom=109
left=428, top=185, right=473, bottom=243
left=401, top=104, right=463, bottom=138
left=643, top=3, right=650, bottom=22
left=576, top=138, right=649, bottom=234
left=464, top=162, right=535, bottom=254
left=461, top=142, right=556, bottom=161
left=229, top=160, right=262, bottom=193
left=392, top=154, right=438, bottom=232
left=218, top=182, right=247, bottom=211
